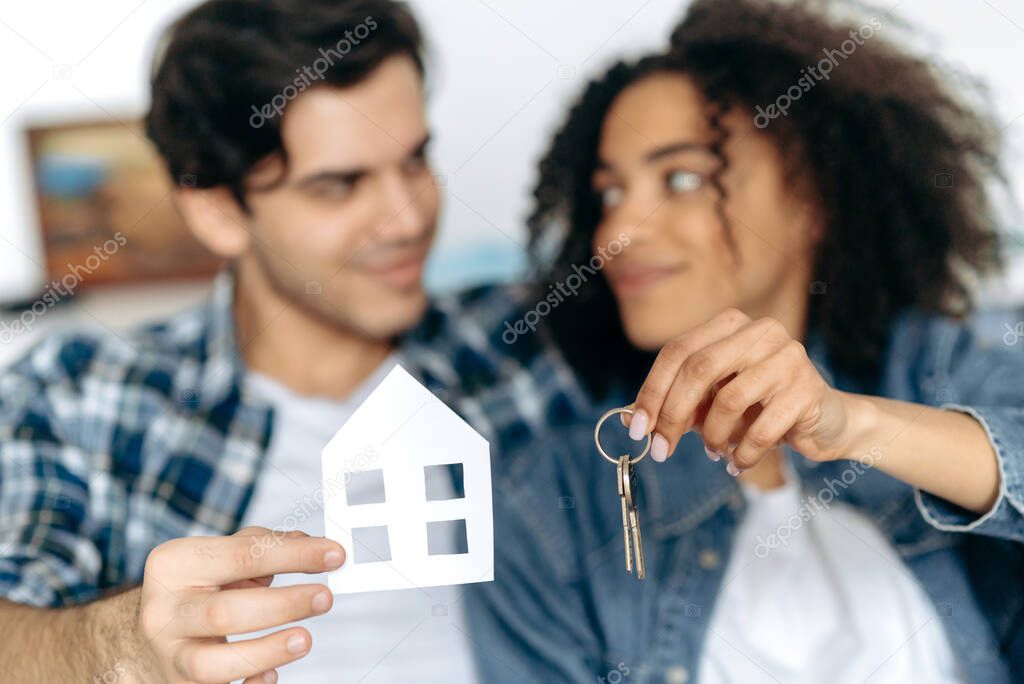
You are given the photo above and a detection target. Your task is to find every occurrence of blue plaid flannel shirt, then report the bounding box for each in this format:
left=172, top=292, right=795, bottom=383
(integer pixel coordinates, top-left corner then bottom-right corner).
left=0, top=272, right=592, bottom=607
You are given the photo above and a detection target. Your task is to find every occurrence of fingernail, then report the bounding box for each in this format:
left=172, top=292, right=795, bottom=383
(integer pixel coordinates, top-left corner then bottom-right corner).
left=324, top=549, right=343, bottom=568
left=726, top=461, right=741, bottom=477
left=264, top=671, right=279, bottom=684
left=651, top=433, right=670, bottom=462
left=287, top=634, right=308, bottom=654
left=628, top=410, right=648, bottom=441
left=312, top=590, right=331, bottom=613
left=704, top=445, right=720, bottom=462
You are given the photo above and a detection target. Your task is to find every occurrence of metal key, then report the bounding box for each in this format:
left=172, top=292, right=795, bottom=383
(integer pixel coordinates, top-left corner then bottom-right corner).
left=595, top=407, right=651, bottom=581
left=617, top=454, right=634, bottom=574
left=620, top=455, right=646, bottom=579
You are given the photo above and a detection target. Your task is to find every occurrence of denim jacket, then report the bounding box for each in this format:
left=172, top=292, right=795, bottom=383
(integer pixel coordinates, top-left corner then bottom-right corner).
left=468, top=310, right=1024, bottom=684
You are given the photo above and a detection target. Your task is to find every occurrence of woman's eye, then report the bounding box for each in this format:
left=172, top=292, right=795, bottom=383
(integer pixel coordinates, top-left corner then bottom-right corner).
left=667, top=170, right=702, bottom=194
left=599, top=186, right=624, bottom=209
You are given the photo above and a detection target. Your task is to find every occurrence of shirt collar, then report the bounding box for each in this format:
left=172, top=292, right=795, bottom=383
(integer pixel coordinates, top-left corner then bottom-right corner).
left=192, top=268, right=250, bottom=414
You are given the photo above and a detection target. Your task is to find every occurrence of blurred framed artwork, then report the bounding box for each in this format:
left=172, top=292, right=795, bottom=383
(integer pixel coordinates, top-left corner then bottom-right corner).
left=25, top=118, right=221, bottom=288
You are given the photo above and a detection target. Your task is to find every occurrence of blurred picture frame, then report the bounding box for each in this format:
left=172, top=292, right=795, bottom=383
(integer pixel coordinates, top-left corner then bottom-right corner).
left=24, top=117, right=221, bottom=289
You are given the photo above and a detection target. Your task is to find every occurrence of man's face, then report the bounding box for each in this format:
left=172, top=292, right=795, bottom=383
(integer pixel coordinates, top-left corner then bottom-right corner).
left=241, top=55, right=438, bottom=340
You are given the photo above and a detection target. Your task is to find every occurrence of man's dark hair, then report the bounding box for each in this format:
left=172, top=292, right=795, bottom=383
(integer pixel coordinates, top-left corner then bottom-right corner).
left=527, top=0, right=1006, bottom=398
left=145, top=0, right=423, bottom=204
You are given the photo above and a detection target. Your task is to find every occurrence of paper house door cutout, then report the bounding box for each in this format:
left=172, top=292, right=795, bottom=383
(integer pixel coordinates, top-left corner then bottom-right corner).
left=321, top=365, right=493, bottom=594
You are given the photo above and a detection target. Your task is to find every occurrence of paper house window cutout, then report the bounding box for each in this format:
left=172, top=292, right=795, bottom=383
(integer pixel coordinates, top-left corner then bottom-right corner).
left=351, top=525, right=392, bottom=563
left=321, top=365, right=493, bottom=594
left=427, top=519, right=468, bottom=555
left=345, top=469, right=386, bottom=506
left=425, top=463, right=463, bottom=501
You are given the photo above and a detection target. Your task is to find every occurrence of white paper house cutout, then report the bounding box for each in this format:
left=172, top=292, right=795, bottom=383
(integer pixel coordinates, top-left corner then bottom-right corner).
left=320, top=365, right=493, bottom=594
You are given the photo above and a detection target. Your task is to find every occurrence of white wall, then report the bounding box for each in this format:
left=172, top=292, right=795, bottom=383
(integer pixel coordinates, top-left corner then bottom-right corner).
left=1, top=0, right=1022, bottom=306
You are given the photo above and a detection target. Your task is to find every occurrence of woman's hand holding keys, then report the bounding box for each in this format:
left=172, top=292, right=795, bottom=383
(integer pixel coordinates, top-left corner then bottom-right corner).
left=625, top=308, right=870, bottom=474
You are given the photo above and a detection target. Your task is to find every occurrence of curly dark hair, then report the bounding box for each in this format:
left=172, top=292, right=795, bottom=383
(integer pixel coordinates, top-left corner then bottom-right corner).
left=145, top=0, right=423, bottom=206
left=527, top=0, right=1006, bottom=399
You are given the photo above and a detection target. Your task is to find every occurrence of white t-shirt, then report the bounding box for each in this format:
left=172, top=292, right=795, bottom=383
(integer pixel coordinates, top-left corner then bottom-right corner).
left=699, top=458, right=965, bottom=684
left=233, top=358, right=478, bottom=683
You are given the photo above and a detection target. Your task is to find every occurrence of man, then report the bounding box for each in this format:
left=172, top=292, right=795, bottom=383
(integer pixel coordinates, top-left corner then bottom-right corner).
left=0, top=1, right=588, bottom=681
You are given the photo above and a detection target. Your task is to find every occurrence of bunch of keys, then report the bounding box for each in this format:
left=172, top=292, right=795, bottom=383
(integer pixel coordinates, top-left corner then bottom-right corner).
left=595, top=407, right=651, bottom=580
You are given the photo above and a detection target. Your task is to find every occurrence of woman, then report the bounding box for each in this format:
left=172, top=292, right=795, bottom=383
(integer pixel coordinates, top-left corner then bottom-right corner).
left=469, top=1, right=1024, bottom=682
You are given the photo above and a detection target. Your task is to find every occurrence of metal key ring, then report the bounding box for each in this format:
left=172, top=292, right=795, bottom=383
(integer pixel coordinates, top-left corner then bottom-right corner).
left=594, top=407, right=651, bottom=466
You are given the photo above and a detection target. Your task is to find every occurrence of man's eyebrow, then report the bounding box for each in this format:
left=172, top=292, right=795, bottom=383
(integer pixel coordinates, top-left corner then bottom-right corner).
left=293, top=133, right=432, bottom=188
left=294, top=167, right=366, bottom=189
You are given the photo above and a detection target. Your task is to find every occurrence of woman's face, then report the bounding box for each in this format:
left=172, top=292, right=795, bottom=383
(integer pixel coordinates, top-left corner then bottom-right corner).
left=592, top=73, right=820, bottom=351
